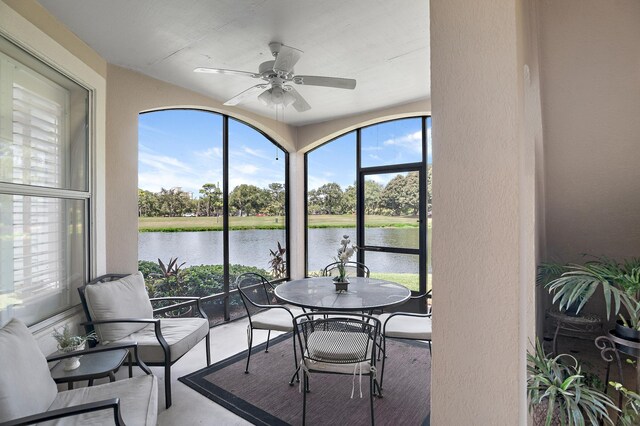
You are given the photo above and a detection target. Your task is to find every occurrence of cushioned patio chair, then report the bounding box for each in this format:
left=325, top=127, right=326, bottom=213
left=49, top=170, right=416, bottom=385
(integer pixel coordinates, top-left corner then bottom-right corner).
left=0, top=318, right=157, bottom=426
left=236, top=272, right=299, bottom=384
left=294, top=312, right=381, bottom=426
left=78, top=272, right=211, bottom=408
left=377, top=290, right=432, bottom=392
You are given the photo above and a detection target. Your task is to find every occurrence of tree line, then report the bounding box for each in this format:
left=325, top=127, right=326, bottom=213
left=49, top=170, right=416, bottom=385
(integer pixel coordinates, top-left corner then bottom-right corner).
left=138, top=168, right=431, bottom=218
left=308, top=169, right=432, bottom=216
left=138, top=182, right=285, bottom=217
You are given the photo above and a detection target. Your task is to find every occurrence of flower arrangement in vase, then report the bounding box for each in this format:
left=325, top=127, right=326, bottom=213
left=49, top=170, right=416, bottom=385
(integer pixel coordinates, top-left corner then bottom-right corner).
left=52, top=324, right=97, bottom=371
left=333, top=235, right=357, bottom=291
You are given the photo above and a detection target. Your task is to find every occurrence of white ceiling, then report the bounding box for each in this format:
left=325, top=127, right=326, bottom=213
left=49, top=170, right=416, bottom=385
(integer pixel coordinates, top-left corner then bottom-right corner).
left=37, top=0, right=430, bottom=126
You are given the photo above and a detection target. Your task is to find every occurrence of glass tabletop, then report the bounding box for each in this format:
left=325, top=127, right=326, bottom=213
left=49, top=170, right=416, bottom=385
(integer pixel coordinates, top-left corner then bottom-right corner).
left=274, top=277, right=411, bottom=311
left=49, top=348, right=129, bottom=382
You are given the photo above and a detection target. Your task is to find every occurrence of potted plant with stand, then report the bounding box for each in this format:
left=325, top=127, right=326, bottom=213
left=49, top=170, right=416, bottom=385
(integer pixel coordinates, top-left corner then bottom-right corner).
left=528, top=340, right=617, bottom=425
left=52, top=325, right=97, bottom=371
left=545, top=256, right=640, bottom=388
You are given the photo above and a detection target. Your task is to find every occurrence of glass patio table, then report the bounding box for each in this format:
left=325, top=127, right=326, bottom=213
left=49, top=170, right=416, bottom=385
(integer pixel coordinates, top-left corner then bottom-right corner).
left=274, top=276, right=411, bottom=312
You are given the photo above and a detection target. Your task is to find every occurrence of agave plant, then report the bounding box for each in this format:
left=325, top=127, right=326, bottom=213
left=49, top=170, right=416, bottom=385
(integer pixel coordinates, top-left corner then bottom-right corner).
left=545, top=256, right=640, bottom=329
left=528, top=340, right=617, bottom=425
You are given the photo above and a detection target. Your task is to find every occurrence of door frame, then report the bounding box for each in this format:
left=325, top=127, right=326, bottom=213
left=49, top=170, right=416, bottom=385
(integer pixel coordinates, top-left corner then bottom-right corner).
left=355, top=116, right=428, bottom=295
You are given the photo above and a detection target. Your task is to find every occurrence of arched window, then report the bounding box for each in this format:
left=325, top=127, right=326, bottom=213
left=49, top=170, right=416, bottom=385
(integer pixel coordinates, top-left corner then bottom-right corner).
left=305, top=117, right=431, bottom=295
left=138, top=109, right=288, bottom=325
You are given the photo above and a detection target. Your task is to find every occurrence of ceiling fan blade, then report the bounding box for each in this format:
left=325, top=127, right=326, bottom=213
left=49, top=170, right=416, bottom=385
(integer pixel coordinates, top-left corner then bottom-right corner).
left=273, top=45, right=303, bottom=75
left=194, top=67, right=260, bottom=79
left=286, top=87, right=311, bottom=112
left=293, top=75, right=356, bottom=90
left=223, top=84, right=268, bottom=106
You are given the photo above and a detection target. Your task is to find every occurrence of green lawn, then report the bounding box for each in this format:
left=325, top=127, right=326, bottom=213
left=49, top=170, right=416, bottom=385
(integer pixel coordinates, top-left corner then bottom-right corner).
left=139, top=214, right=430, bottom=232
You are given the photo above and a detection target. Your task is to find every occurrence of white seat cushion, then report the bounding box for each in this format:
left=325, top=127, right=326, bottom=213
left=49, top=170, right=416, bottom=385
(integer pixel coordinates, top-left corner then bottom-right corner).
left=45, top=375, right=158, bottom=425
left=110, top=317, right=209, bottom=363
left=0, top=319, right=58, bottom=423
left=84, top=272, right=154, bottom=342
left=304, top=330, right=373, bottom=374
left=379, top=313, right=432, bottom=340
left=251, top=308, right=294, bottom=332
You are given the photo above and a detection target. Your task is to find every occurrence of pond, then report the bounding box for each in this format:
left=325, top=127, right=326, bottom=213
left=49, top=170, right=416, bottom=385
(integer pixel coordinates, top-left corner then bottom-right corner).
left=138, top=227, right=427, bottom=274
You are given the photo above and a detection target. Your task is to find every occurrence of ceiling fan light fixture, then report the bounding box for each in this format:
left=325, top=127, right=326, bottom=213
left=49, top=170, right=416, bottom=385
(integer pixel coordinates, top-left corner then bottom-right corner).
left=258, top=86, right=295, bottom=108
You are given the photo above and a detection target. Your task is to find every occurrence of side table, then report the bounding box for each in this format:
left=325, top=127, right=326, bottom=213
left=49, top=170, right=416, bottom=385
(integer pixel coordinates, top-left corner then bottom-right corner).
left=547, top=309, right=602, bottom=355
left=49, top=347, right=130, bottom=390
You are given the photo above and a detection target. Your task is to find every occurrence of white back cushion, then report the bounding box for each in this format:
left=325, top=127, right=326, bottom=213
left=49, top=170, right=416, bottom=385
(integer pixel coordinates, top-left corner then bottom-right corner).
left=85, top=272, right=154, bottom=342
left=0, top=318, right=58, bottom=422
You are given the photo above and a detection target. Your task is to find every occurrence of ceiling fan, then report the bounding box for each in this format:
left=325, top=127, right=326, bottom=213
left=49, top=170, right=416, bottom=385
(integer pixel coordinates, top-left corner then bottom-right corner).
left=194, top=42, right=356, bottom=112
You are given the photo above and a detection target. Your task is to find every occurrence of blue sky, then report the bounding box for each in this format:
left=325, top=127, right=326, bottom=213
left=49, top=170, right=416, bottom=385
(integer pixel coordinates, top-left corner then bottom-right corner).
left=139, top=110, right=430, bottom=195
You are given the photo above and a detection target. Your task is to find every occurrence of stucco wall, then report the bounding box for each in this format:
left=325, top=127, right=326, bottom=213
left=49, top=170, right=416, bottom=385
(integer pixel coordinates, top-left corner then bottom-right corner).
left=538, top=0, right=640, bottom=327
left=430, top=0, right=535, bottom=423
left=540, top=0, right=640, bottom=263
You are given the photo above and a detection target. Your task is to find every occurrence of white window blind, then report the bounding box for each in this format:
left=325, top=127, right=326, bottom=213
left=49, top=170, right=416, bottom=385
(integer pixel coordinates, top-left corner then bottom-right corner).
left=0, top=40, right=89, bottom=326
left=10, top=80, right=66, bottom=303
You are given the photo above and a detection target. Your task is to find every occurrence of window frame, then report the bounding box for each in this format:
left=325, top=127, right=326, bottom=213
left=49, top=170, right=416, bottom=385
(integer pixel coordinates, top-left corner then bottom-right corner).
left=138, top=109, right=290, bottom=323
left=304, top=116, right=431, bottom=295
left=0, top=33, right=94, bottom=327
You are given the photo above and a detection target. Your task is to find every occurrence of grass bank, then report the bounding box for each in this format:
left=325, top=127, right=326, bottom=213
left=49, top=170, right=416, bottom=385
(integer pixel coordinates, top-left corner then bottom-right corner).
left=139, top=215, right=430, bottom=232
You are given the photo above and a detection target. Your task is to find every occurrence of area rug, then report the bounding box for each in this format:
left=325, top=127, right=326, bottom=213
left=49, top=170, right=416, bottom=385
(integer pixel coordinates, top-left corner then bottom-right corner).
left=180, top=333, right=430, bottom=426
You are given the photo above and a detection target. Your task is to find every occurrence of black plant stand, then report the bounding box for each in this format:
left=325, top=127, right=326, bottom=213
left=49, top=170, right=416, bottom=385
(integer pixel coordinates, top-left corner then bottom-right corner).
left=595, top=330, right=640, bottom=409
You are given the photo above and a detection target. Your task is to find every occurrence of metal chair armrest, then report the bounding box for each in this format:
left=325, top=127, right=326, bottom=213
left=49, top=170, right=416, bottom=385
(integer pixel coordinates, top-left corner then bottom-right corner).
left=0, top=398, right=124, bottom=426
left=149, top=297, right=208, bottom=320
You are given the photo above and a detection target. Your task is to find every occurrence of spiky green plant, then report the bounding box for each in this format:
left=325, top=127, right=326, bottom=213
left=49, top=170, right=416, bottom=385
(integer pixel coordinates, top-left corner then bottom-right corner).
left=527, top=340, right=617, bottom=425
left=545, top=256, right=640, bottom=329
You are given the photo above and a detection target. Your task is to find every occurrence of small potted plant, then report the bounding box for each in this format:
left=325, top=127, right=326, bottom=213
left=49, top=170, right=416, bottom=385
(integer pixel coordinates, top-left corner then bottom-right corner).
left=528, top=340, right=617, bottom=425
left=52, top=325, right=96, bottom=371
left=333, top=235, right=357, bottom=291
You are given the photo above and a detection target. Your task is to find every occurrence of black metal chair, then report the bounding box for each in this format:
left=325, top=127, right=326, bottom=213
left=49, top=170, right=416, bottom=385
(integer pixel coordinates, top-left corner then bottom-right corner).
left=322, top=261, right=370, bottom=278
left=236, top=272, right=298, bottom=384
left=294, top=312, right=381, bottom=426
left=377, top=290, right=432, bottom=392
left=78, top=272, right=211, bottom=409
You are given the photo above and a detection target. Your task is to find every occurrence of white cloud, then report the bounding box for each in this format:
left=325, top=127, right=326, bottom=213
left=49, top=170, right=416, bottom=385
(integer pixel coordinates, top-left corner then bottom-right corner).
left=242, top=146, right=272, bottom=161
left=383, top=130, right=422, bottom=153
left=198, top=147, right=222, bottom=159
left=139, top=152, right=192, bottom=173
left=233, top=164, right=259, bottom=175
left=138, top=151, right=217, bottom=194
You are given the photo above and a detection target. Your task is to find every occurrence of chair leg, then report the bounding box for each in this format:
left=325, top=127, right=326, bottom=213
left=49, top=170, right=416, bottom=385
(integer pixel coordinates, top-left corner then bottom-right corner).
left=428, top=340, right=432, bottom=357
left=302, top=372, right=308, bottom=426
left=206, top=332, right=211, bottom=365
left=165, top=364, right=172, bottom=408
left=379, top=336, right=388, bottom=391
left=369, top=374, right=375, bottom=426
left=289, top=333, right=300, bottom=385
left=245, top=327, right=254, bottom=374
left=265, top=330, right=271, bottom=353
